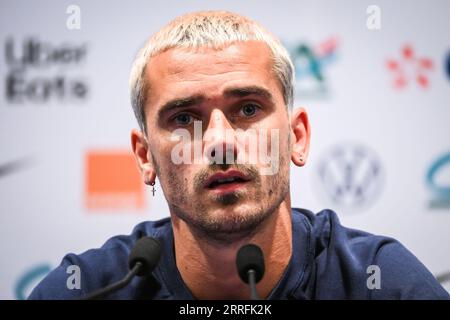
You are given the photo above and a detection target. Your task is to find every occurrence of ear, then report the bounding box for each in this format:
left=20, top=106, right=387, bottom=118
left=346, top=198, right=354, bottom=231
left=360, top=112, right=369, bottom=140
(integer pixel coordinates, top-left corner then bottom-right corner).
left=290, top=107, right=311, bottom=167
left=131, top=129, right=156, bottom=184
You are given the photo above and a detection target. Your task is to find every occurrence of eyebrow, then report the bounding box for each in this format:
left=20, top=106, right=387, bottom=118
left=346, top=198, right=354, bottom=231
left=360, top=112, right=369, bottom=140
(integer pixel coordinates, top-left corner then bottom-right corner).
left=157, top=86, right=274, bottom=120
left=224, top=86, right=274, bottom=102
left=157, top=95, right=205, bottom=120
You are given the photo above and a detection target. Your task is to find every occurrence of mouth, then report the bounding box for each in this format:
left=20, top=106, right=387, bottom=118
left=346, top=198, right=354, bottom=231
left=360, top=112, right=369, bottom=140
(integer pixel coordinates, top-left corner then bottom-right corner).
left=204, top=170, right=251, bottom=192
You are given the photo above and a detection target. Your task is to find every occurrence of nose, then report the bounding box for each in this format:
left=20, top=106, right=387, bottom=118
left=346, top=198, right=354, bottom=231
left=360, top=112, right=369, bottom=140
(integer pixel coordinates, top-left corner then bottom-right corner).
left=203, top=109, right=238, bottom=165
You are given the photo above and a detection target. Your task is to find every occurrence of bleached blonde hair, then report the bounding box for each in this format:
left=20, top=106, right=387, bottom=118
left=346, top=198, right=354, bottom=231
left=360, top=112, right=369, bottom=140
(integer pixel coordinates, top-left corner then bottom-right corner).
left=129, top=10, right=294, bottom=133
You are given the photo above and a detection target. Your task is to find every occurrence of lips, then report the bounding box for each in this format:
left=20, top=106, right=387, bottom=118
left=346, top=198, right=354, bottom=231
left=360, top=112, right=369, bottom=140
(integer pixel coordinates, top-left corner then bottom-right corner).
left=204, top=170, right=251, bottom=189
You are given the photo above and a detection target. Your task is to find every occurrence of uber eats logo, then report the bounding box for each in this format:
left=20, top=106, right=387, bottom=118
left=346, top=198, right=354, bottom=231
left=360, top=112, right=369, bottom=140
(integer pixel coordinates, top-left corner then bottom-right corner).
left=4, top=37, right=89, bottom=103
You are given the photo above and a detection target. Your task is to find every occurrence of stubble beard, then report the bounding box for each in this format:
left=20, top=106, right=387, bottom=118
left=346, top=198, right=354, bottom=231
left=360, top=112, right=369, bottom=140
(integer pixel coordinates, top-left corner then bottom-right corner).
left=164, top=156, right=290, bottom=245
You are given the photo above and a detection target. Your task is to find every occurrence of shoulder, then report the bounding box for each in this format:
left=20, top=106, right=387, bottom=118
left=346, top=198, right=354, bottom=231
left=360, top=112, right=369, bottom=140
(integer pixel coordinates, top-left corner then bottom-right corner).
left=28, top=218, right=171, bottom=300
left=369, top=239, right=450, bottom=299
left=293, top=208, right=449, bottom=299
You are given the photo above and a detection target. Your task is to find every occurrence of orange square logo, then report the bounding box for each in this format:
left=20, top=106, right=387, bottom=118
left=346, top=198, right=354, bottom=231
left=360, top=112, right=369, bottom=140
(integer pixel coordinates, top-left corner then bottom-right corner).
left=85, top=150, right=145, bottom=211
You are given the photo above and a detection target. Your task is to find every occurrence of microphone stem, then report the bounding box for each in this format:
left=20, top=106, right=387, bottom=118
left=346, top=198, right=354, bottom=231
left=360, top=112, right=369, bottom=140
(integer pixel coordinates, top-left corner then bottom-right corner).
left=248, top=269, right=260, bottom=300
left=81, top=261, right=143, bottom=300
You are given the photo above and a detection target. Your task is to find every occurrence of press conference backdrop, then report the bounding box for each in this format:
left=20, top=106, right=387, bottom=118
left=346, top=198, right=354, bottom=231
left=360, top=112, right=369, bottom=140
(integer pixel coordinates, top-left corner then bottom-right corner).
left=1, top=0, right=449, bottom=299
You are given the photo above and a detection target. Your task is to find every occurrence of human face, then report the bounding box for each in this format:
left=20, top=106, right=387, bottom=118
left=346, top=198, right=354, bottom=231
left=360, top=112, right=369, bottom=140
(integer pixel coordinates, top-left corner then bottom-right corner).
left=135, top=41, right=294, bottom=242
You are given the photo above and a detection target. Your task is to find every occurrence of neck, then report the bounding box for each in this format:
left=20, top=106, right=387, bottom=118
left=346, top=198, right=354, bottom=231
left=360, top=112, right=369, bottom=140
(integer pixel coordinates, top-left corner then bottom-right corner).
left=171, top=197, right=293, bottom=300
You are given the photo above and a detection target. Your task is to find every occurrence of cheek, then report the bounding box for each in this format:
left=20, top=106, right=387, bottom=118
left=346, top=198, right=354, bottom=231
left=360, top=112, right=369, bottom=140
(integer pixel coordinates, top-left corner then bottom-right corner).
left=151, top=138, right=178, bottom=165
left=149, top=139, right=180, bottom=183
left=271, top=117, right=291, bottom=151
left=159, top=164, right=191, bottom=203
left=163, top=162, right=195, bottom=187
left=253, top=122, right=290, bottom=159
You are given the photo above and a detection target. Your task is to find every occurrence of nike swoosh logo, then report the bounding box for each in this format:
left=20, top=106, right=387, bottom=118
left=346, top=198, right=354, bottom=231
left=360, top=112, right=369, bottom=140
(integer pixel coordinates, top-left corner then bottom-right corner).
left=0, top=157, right=34, bottom=178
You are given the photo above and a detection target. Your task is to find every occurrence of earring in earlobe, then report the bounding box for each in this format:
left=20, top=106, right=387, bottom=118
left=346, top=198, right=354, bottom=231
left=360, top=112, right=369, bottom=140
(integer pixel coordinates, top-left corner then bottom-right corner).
left=150, top=181, right=156, bottom=196
left=299, top=154, right=304, bottom=163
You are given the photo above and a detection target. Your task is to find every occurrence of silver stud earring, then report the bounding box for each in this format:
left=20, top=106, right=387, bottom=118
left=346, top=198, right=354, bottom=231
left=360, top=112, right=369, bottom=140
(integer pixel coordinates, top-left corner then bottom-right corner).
left=299, top=154, right=304, bottom=162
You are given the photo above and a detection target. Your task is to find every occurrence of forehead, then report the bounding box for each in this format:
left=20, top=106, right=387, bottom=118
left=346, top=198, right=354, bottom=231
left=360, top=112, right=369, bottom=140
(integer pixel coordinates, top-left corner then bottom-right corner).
left=144, top=41, right=283, bottom=110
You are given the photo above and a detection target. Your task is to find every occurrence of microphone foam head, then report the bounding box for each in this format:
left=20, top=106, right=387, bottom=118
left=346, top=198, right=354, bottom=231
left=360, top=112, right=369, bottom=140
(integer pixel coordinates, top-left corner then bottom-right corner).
left=128, top=236, right=161, bottom=277
left=236, top=244, right=265, bottom=284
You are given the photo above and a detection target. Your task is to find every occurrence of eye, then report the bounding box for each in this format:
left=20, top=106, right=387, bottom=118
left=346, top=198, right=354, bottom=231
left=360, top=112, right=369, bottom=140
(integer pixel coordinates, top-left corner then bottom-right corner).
left=173, top=113, right=193, bottom=126
left=240, top=103, right=260, bottom=117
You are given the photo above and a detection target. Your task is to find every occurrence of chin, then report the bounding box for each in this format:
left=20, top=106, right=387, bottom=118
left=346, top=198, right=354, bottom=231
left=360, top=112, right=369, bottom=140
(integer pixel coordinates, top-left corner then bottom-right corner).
left=209, top=203, right=264, bottom=226
left=199, top=210, right=268, bottom=243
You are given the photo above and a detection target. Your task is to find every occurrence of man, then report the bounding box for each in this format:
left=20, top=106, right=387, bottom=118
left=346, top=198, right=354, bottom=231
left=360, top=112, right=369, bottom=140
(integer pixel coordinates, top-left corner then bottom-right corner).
left=29, top=11, right=449, bottom=300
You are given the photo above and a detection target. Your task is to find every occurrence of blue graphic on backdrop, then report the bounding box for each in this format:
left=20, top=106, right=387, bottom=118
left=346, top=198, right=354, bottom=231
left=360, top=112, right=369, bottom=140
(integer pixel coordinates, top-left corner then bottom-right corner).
left=286, top=37, right=339, bottom=99
left=15, top=264, right=52, bottom=300
left=426, top=152, right=450, bottom=208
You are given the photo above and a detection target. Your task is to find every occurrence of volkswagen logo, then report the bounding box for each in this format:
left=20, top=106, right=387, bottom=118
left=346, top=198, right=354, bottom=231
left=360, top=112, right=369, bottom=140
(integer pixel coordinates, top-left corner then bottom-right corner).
left=315, top=143, right=384, bottom=212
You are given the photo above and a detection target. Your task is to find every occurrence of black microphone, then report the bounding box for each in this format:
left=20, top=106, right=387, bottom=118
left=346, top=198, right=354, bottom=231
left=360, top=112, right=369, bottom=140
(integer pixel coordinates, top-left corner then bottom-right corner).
left=236, top=244, right=265, bottom=300
left=81, top=236, right=161, bottom=300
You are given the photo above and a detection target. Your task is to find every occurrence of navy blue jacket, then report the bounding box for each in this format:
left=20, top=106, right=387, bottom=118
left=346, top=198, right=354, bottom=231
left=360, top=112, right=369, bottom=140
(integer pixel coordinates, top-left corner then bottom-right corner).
left=28, top=208, right=450, bottom=299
